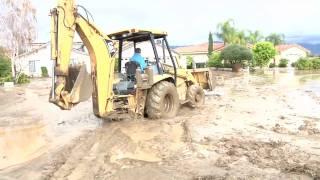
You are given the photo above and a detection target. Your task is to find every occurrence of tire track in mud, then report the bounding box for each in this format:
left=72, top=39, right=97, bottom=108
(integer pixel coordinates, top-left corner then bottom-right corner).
left=37, top=120, right=190, bottom=179
left=39, top=130, right=99, bottom=179
left=44, top=126, right=139, bottom=179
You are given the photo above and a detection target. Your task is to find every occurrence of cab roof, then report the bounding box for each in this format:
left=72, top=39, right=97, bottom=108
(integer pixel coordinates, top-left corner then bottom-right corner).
left=108, top=28, right=167, bottom=42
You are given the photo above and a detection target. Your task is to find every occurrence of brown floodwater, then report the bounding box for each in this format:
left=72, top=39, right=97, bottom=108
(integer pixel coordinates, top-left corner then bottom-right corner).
left=0, top=122, right=47, bottom=169
left=0, top=69, right=320, bottom=178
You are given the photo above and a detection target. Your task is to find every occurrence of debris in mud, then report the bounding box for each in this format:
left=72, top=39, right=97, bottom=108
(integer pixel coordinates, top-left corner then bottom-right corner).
left=193, top=175, right=225, bottom=180
left=298, top=120, right=320, bottom=135
left=204, top=88, right=224, bottom=96
left=279, top=115, right=286, bottom=120
left=181, top=120, right=195, bottom=152
left=272, top=123, right=289, bottom=134
left=213, top=137, right=320, bottom=178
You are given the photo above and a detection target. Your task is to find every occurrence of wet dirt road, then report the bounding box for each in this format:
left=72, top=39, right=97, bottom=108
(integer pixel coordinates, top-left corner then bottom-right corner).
left=1, top=69, right=320, bottom=179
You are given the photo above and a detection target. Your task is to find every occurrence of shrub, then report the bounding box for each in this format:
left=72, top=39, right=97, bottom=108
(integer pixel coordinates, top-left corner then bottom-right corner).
left=296, top=58, right=313, bottom=70
left=278, top=59, right=288, bottom=68
left=0, top=56, right=11, bottom=78
left=291, top=62, right=296, bottom=67
left=269, top=63, right=276, bottom=68
left=223, top=63, right=233, bottom=68
left=16, top=73, right=30, bottom=84
left=220, top=44, right=253, bottom=65
left=41, top=66, right=49, bottom=77
left=252, top=42, right=276, bottom=68
left=311, top=58, right=320, bottom=69
left=208, top=52, right=223, bottom=68
left=0, top=75, right=13, bottom=85
left=186, top=56, right=194, bottom=69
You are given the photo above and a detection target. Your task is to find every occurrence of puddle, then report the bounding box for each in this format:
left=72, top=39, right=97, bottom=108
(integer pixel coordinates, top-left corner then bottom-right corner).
left=250, top=69, right=320, bottom=87
left=0, top=123, right=47, bottom=169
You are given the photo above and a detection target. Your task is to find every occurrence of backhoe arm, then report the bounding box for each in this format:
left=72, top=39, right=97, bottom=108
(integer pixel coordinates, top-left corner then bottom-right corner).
left=50, top=0, right=115, bottom=118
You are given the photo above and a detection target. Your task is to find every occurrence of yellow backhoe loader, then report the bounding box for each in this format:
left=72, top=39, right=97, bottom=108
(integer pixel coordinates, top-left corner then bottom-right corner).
left=49, top=0, right=213, bottom=120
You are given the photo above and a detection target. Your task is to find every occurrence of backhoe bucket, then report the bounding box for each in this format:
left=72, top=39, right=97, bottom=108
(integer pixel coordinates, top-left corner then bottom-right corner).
left=189, top=68, right=214, bottom=90
left=67, top=65, right=93, bottom=103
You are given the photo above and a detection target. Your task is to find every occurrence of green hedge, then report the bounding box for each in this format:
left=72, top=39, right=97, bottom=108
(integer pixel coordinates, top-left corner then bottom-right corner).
left=41, top=66, right=49, bottom=77
left=0, top=56, right=11, bottom=77
left=296, top=58, right=320, bottom=70
left=208, top=53, right=223, bottom=68
left=311, top=59, right=320, bottom=69
left=0, top=54, right=13, bottom=84
left=278, top=59, right=288, bottom=68
left=17, top=73, right=30, bottom=84
left=269, top=63, right=276, bottom=68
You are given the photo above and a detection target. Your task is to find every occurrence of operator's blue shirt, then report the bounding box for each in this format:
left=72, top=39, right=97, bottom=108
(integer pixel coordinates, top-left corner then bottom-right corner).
left=130, top=53, right=146, bottom=70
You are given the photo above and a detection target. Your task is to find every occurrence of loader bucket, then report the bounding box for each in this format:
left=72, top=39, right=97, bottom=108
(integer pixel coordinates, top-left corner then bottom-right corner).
left=189, top=68, right=213, bottom=90
left=66, top=65, right=93, bottom=103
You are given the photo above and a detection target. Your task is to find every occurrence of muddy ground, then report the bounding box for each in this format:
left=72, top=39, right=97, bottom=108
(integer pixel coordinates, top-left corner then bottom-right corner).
left=0, top=69, right=320, bottom=180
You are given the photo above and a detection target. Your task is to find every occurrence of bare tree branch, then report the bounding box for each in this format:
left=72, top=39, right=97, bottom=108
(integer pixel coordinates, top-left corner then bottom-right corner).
left=0, top=0, right=37, bottom=78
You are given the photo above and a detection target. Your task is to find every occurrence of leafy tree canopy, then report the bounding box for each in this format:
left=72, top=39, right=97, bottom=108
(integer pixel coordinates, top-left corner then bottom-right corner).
left=220, top=44, right=253, bottom=64
left=265, top=33, right=285, bottom=46
left=252, top=42, right=276, bottom=68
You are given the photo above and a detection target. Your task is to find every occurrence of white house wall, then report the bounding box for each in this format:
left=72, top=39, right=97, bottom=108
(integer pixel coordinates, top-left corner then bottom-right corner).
left=278, top=47, right=308, bottom=65
left=16, top=44, right=90, bottom=77
left=15, top=46, right=52, bottom=77
left=180, top=53, right=208, bottom=67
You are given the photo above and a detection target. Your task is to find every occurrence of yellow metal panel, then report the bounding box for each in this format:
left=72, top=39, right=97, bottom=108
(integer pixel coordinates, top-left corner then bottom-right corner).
left=108, top=28, right=167, bottom=37
left=56, top=0, right=76, bottom=74
left=76, top=17, right=115, bottom=117
left=50, top=0, right=115, bottom=117
left=152, top=74, right=174, bottom=84
left=50, top=11, right=57, bottom=60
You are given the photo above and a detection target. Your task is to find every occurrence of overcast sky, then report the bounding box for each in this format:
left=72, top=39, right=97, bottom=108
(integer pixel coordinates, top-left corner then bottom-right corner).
left=33, top=0, right=320, bottom=45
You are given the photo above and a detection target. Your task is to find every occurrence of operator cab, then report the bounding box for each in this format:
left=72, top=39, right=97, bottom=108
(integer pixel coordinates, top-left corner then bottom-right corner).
left=108, top=29, right=178, bottom=95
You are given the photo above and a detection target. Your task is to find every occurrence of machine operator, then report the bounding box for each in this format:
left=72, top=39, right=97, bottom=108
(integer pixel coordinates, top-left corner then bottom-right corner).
left=130, top=48, right=147, bottom=70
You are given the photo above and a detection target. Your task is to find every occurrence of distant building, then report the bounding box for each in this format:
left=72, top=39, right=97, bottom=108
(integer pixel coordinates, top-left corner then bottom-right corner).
left=275, top=44, right=311, bottom=65
left=174, top=42, right=225, bottom=68
left=15, top=42, right=90, bottom=77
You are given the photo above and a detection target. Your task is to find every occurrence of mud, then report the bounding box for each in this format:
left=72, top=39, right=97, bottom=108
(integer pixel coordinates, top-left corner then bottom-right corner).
left=1, top=69, right=320, bottom=179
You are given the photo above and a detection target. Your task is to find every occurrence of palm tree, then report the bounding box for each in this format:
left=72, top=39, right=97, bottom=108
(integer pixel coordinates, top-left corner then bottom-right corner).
left=235, top=30, right=247, bottom=45
left=216, top=19, right=237, bottom=45
left=265, top=33, right=285, bottom=46
left=247, top=30, right=264, bottom=44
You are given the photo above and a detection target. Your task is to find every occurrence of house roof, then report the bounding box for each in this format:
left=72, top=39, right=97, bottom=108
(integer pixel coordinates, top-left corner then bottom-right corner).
left=17, top=42, right=87, bottom=59
left=17, top=42, right=49, bottom=58
left=276, top=44, right=310, bottom=53
left=175, top=42, right=225, bottom=54
left=108, top=28, right=167, bottom=42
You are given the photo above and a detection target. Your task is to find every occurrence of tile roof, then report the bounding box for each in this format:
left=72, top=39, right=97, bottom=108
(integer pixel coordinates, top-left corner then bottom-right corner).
left=174, top=43, right=253, bottom=54
left=276, top=44, right=310, bottom=53
left=174, top=42, right=225, bottom=54
left=17, top=42, right=87, bottom=58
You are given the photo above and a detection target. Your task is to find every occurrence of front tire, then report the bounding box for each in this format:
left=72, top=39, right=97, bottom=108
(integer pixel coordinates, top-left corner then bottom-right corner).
left=187, top=84, right=205, bottom=108
left=146, top=81, right=180, bottom=119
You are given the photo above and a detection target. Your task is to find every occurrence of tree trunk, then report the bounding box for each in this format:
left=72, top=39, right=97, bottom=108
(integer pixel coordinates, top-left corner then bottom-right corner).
left=232, top=63, right=242, bottom=72
left=11, top=54, right=16, bottom=78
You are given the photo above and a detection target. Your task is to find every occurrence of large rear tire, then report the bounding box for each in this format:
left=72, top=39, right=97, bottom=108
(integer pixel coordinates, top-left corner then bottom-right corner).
left=187, top=84, right=205, bottom=108
left=146, top=81, right=180, bottom=119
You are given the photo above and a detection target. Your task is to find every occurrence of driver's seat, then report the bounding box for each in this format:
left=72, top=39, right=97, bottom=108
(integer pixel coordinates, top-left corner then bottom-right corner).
left=125, top=61, right=139, bottom=81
